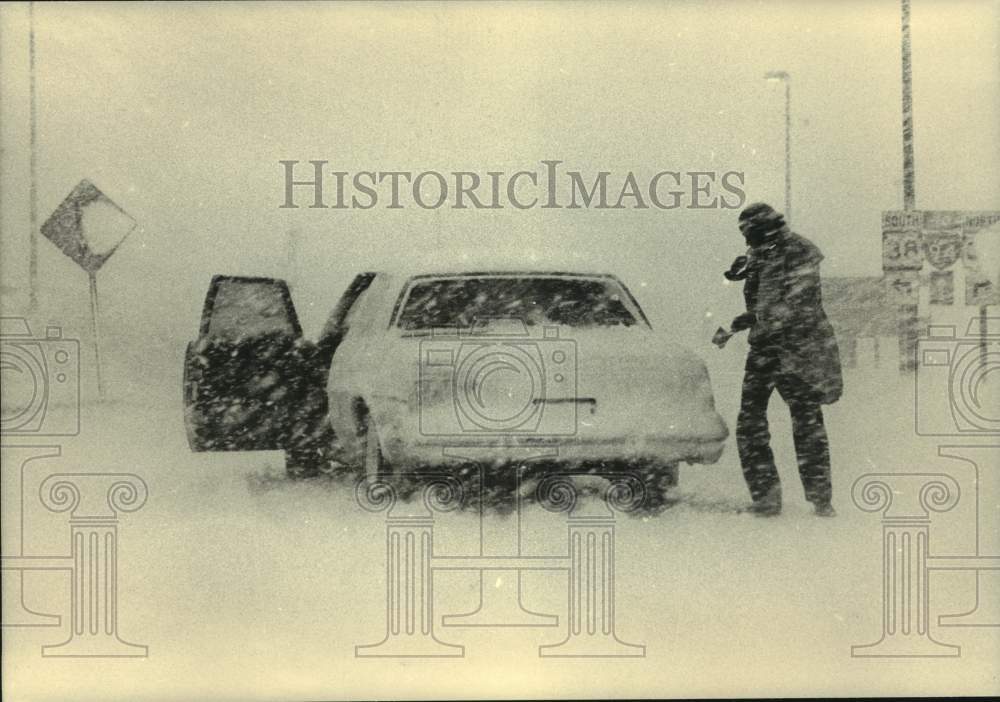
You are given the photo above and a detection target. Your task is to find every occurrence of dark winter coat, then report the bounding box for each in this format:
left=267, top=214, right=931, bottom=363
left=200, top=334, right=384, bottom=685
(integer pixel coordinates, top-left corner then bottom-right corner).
left=737, top=230, right=843, bottom=404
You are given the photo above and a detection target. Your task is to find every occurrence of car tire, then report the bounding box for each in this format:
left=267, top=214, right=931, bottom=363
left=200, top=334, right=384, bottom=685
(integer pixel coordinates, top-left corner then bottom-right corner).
left=638, top=461, right=679, bottom=508
left=361, top=412, right=392, bottom=483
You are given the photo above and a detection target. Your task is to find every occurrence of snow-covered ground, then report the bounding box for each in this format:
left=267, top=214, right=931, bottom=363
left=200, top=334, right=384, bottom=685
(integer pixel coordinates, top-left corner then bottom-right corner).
left=3, top=321, right=997, bottom=700
left=2, top=2, right=998, bottom=697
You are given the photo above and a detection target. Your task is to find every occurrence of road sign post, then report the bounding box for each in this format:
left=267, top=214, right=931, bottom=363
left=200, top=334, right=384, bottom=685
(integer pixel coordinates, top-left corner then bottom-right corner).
left=88, top=272, right=104, bottom=399
left=41, top=180, right=136, bottom=401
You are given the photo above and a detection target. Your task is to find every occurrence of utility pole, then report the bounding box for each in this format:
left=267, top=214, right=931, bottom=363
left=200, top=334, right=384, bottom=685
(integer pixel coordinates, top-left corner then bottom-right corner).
left=901, top=0, right=916, bottom=210
left=899, top=0, right=919, bottom=372
left=28, top=1, right=39, bottom=311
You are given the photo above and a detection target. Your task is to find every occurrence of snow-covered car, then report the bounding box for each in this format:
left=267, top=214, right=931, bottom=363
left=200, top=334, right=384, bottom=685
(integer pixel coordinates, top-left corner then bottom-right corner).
left=183, top=270, right=729, bottom=493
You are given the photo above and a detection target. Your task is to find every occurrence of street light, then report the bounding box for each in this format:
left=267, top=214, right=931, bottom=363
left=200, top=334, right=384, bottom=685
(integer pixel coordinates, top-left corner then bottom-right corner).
left=765, top=70, right=791, bottom=222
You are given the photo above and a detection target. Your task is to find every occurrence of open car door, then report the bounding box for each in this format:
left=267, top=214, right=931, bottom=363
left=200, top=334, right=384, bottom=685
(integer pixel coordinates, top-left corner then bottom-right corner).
left=183, top=275, right=328, bottom=455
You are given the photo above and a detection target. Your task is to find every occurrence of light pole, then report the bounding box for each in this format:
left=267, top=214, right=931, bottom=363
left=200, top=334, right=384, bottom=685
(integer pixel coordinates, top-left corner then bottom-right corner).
left=901, top=0, right=916, bottom=210
left=765, top=70, right=791, bottom=222
left=899, top=0, right=919, bottom=372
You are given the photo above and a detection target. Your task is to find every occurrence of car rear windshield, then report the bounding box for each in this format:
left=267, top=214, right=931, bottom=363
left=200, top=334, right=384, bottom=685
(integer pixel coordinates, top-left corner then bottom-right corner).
left=396, top=276, right=641, bottom=330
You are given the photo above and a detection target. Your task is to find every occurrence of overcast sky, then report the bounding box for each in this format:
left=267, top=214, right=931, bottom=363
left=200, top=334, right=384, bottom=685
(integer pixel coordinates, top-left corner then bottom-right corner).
left=1, top=1, right=997, bottom=347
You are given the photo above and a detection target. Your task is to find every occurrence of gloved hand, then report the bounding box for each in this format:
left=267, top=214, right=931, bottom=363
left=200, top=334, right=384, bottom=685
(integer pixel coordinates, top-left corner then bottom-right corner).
left=712, top=327, right=733, bottom=348
left=730, top=312, right=756, bottom=332
left=724, top=255, right=749, bottom=281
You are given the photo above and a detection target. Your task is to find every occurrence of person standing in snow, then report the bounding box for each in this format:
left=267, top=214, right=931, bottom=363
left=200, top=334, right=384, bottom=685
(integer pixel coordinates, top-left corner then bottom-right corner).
left=714, top=202, right=843, bottom=517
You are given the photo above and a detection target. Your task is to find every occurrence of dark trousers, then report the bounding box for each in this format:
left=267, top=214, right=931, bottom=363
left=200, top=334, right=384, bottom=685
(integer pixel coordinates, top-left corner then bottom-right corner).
left=736, top=346, right=832, bottom=506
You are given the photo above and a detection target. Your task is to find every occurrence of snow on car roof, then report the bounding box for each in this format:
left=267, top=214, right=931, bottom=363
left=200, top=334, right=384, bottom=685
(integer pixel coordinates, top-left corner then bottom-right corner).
left=365, top=249, right=627, bottom=280
left=371, top=264, right=626, bottom=280
left=390, top=270, right=619, bottom=279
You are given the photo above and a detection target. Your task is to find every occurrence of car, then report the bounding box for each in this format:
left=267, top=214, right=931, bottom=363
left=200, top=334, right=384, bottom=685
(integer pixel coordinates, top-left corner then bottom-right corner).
left=183, top=269, right=729, bottom=496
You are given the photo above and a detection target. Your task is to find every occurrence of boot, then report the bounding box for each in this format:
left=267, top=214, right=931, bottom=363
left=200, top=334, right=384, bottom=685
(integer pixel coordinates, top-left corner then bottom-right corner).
left=747, top=485, right=782, bottom=517
left=813, top=501, right=837, bottom=518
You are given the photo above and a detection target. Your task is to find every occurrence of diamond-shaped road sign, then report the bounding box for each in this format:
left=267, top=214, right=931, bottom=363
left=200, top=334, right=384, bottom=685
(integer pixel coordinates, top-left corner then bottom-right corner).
left=41, top=180, right=136, bottom=273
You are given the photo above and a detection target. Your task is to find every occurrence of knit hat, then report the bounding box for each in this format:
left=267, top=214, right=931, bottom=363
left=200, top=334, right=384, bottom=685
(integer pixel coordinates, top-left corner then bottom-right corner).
left=738, top=202, right=785, bottom=229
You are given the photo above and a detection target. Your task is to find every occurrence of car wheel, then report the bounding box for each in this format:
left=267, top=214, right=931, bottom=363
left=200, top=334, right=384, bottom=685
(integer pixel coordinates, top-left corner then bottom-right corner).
left=362, top=414, right=392, bottom=483
left=637, top=461, right=679, bottom=508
